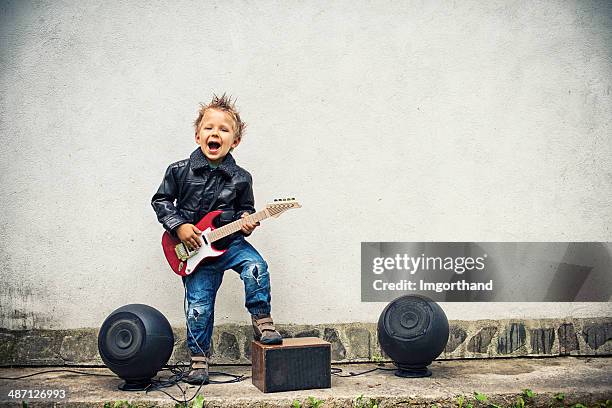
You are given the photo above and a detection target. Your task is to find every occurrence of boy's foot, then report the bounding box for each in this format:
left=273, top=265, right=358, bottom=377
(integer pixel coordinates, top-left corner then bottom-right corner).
left=252, top=314, right=283, bottom=345
left=185, top=354, right=209, bottom=385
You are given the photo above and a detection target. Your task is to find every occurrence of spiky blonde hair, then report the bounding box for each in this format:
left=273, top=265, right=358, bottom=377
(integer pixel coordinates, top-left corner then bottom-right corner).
left=193, top=93, right=247, bottom=140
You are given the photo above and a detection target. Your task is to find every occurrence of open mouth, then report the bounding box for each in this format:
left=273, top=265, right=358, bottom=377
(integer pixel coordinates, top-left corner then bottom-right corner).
left=207, top=141, right=221, bottom=152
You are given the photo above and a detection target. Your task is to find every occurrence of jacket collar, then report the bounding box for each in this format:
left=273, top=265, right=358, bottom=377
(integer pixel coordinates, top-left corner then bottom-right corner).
left=189, top=147, right=237, bottom=176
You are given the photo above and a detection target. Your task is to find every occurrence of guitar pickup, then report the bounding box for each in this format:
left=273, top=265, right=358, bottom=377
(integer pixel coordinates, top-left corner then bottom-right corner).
left=175, top=242, right=196, bottom=261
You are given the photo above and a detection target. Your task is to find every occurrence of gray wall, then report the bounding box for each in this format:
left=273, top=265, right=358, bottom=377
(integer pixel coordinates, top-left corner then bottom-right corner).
left=1, top=1, right=610, bottom=330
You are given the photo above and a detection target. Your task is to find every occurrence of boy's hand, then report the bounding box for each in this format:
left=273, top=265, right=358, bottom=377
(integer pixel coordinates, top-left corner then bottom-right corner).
left=177, top=224, right=202, bottom=250
left=240, top=212, right=260, bottom=235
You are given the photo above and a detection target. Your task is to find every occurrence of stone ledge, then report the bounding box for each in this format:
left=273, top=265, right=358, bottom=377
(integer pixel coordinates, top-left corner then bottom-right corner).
left=0, top=357, right=610, bottom=407
left=0, top=317, right=610, bottom=366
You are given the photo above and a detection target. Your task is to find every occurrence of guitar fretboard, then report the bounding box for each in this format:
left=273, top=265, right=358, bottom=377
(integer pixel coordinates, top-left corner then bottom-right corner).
left=206, top=210, right=269, bottom=243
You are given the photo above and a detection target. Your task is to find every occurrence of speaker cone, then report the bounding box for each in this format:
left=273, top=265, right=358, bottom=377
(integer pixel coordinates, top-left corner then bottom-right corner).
left=101, top=314, right=145, bottom=362
left=378, top=295, right=449, bottom=378
left=98, top=304, right=174, bottom=390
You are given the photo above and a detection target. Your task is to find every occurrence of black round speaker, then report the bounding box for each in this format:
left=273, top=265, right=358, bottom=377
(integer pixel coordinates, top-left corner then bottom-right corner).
left=98, top=304, right=174, bottom=390
left=377, top=295, right=449, bottom=378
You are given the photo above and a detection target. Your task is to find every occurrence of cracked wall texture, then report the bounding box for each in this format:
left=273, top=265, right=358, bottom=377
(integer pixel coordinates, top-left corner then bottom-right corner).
left=1, top=318, right=610, bottom=366
left=1, top=1, right=611, bottom=330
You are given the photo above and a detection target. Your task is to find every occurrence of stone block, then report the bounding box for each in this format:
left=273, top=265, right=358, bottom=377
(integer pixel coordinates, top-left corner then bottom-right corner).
left=497, top=323, right=526, bottom=354
left=467, top=326, right=497, bottom=354
left=241, top=326, right=254, bottom=360
left=557, top=323, right=578, bottom=355
left=530, top=328, right=555, bottom=354
left=169, top=327, right=190, bottom=363
left=346, top=327, right=370, bottom=359
left=0, top=332, right=17, bottom=365
left=295, top=328, right=320, bottom=338
left=14, top=332, right=64, bottom=365
left=582, top=322, right=612, bottom=350
left=323, top=327, right=346, bottom=360
left=59, top=330, right=99, bottom=363
left=445, top=326, right=467, bottom=353
left=277, top=328, right=293, bottom=339
left=217, top=331, right=240, bottom=361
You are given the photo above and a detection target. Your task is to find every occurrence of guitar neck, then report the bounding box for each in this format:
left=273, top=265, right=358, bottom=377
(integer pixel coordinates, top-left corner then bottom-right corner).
left=206, top=210, right=270, bottom=243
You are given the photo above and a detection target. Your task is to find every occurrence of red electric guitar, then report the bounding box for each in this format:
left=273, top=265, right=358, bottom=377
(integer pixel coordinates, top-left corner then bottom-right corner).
left=162, top=198, right=301, bottom=276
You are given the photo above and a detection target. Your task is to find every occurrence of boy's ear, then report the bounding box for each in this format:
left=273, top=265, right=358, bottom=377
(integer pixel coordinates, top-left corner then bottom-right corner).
left=231, top=137, right=241, bottom=148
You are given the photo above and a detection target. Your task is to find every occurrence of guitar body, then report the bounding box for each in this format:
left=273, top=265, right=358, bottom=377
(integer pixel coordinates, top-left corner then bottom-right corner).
left=161, top=210, right=226, bottom=277
left=161, top=199, right=301, bottom=277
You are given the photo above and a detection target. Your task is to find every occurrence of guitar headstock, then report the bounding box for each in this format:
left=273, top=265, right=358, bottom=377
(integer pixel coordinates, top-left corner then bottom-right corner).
left=266, top=198, right=302, bottom=218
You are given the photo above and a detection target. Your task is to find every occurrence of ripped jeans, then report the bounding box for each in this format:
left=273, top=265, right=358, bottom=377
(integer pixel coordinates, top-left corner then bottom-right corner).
left=181, top=236, right=271, bottom=356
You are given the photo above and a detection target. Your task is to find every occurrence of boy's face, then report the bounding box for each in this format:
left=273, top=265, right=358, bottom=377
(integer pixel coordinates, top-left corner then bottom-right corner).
left=195, top=108, right=240, bottom=164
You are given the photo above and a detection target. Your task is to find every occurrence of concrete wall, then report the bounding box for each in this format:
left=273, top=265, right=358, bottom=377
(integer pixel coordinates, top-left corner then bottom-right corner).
left=1, top=1, right=611, bottom=331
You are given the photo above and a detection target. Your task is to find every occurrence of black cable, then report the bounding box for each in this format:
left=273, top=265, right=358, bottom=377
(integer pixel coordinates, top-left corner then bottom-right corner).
left=140, top=281, right=251, bottom=406
left=0, top=369, right=116, bottom=380
left=331, top=365, right=396, bottom=377
left=148, top=361, right=208, bottom=405
left=208, top=371, right=249, bottom=384
left=143, top=363, right=246, bottom=405
left=159, top=363, right=249, bottom=384
left=145, top=364, right=199, bottom=406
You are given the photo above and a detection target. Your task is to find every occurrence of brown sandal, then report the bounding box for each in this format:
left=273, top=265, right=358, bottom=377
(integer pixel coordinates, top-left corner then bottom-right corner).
left=252, top=314, right=283, bottom=345
left=185, top=355, right=209, bottom=385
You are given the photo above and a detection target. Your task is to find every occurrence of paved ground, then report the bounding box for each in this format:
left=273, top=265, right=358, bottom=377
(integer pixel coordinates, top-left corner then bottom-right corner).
left=0, top=357, right=611, bottom=407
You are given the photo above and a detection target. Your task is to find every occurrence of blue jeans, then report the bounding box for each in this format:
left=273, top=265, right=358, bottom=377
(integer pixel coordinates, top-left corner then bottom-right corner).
left=181, top=236, right=271, bottom=356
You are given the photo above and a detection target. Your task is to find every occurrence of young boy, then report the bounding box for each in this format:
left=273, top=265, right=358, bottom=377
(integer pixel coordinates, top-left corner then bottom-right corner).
left=151, top=94, right=282, bottom=385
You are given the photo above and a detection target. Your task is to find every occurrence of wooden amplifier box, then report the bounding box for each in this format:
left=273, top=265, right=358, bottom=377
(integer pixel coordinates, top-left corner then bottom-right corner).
left=251, top=337, right=331, bottom=393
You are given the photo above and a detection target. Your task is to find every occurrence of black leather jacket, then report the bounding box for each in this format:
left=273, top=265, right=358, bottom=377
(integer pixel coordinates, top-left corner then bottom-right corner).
left=151, top=148, right=255, bottom=249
